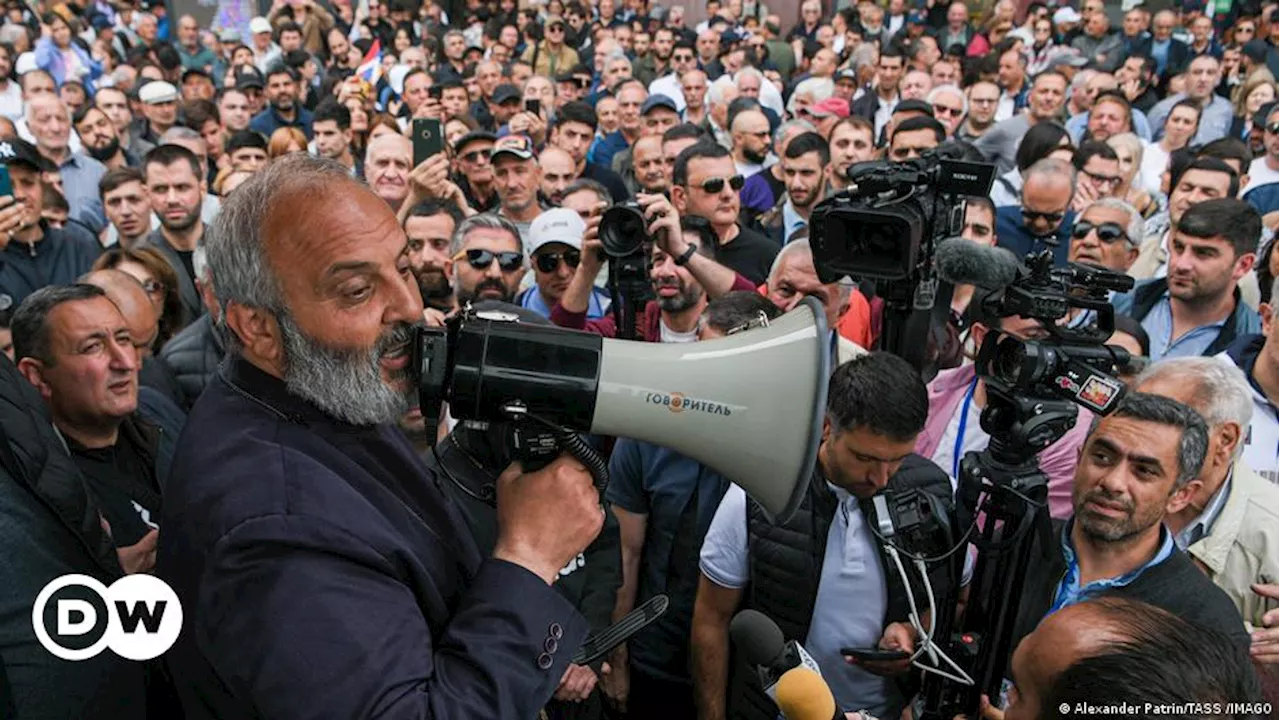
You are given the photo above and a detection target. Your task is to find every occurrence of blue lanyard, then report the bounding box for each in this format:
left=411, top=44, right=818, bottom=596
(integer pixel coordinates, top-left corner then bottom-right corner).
left=952, top=378, right=980, bottom=479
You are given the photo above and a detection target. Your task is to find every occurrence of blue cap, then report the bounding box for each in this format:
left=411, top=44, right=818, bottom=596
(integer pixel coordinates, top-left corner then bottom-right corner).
left=641, top=94, right=679, bottom=116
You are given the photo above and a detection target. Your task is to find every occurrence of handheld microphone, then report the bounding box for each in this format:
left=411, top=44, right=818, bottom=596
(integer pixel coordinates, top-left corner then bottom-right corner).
left=933, top=237, right=1022, bottom=290
left=775, top=667, right=841, bottom=720
left=730, top=609, right=822, bottom=702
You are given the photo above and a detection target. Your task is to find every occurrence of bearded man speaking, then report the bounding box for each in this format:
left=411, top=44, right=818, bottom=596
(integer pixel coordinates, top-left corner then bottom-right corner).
left=157, top=154, right=606, bottom=718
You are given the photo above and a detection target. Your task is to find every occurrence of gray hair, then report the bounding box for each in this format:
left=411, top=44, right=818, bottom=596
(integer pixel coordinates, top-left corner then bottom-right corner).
left=735, top=66, right=764, bottom=86
left=1082, top=197, right=1144, bottom=250
left=927, top=84, right=968, bottom=116
left=605, top=51, right=631, bottom=69
left=768, top=238, right=853, bottom=302
left=1106, top=131, right=1144, bottom=169
left=1136, top=358, right=1254, bottom=462
left=706, top=75, right=737, bottom=107
left=206, top=153, right=353, bottom=350
left=448, top=212, right=525, bottom=257
left=561, top=177, right=611, bottom=206
left=159, top=126, right=202, bottom=144
left=0, top=24, right=25, bottom=47
left=1090, top=391, right=1210, bottom=489
left=1024, top=156, right=1077, bottom=195
left=787, top=77, right=835, bottom=114
left=773, top=118, right=816, bottom=148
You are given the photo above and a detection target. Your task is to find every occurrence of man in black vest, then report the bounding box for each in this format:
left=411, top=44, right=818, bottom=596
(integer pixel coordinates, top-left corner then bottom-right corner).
left=691, top=352, right=953, bottom=720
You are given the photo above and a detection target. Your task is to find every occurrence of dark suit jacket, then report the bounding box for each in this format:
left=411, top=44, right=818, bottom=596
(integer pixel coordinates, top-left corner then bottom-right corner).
left=137, top=229, right=202, bottom=330
left=1132, top=36, right=1192, bottom=78
left=156, top=355, right=588, bottom=719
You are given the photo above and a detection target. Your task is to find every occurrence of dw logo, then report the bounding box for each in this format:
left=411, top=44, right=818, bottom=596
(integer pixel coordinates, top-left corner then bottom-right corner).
left=31, top=574, right=182, bottom=661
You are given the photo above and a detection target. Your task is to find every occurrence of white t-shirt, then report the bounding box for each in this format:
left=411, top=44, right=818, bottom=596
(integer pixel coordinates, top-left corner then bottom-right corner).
left=0, top=80, right=22, bottom=122
left=1139, top=141, right=1170, bottom=196
left=1242, top=156, right=1280, bottom=198
left=659, top=320, right=698, bottom=344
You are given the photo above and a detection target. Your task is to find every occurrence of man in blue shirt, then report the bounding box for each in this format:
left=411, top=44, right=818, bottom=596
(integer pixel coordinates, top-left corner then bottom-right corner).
left=995, top=157, right=1075, bottom=266
left=248, top=65, right=313, bottom=140
left=1114, top=198, right=1262, bottom=362
left=603, top=292, right=780, bottom=719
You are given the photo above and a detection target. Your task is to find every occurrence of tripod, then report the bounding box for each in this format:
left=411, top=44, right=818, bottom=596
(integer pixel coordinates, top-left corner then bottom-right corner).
left=915, top=380, right=1081, bottom=720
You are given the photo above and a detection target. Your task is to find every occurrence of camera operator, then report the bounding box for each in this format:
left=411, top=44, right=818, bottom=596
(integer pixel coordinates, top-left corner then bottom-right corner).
left=550, top=194, right=756, bottom=341
left=691, top=352, right=954, bottom=720
left=670, top=141, right=779, bottom=285
left=604, top=291, right=784, bottom=719
left=1133, top=358, right=1279, bottom=665
left=157, top=154, right=606, bottom=718
left=424, top=302, right=622, bottom=720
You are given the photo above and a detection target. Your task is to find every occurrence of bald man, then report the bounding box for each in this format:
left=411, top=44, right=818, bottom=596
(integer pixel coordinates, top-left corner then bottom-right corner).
left=730, top=109, right=770, bottom=178
left=539, top=146, right=578, bottom=203
left=365, top=133, right=413, bottom=211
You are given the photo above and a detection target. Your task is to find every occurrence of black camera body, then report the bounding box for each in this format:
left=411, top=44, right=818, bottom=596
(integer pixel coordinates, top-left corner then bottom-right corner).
left=809, top=147, right=996, bottom=285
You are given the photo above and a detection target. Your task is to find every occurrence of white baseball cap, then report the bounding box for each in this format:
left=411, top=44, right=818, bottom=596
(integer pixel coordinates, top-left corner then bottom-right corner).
left=1053, top=7, right=1082, bottom=25
left=528, top=208, right=585, bottom=256
left=249, top=17, right=273, bottom=34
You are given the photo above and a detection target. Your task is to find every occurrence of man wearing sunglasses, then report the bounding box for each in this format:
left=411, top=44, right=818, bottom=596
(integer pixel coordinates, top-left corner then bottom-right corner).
left=926, top=85, right=967, bottom=138
left=994, top=157, right=1077, bottom=267
left=450, top=213, right=528, bottom=307
left=521, top=14, right=581, bottom=80
left=519, top=208, right=612, bottom=320
left=1068, top=199, right=1143, bottom=274
left=671, top=141, right=779, bottom=285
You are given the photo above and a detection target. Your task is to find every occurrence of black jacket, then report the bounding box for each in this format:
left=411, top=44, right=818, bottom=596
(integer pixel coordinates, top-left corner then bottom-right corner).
left=0, top=353, right=150, bottom=719
left=136, top=229, right=202, bottom=330
left=157, top=355, right=588, bottom=718
left=157, top=314, right=224, bottom=409
left=0, top=224, right=102, bottom=308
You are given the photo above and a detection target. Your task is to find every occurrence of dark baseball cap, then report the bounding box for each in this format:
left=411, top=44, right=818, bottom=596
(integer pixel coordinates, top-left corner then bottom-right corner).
left=641, top=94, right=678, bottom=115
left=490, top=134, right=536, bottom=161
left=895, top=99, right=934, bottom=115
left=492, top=83, right=522, bottom=104
left=235, top=66, right=265, bottom=91
left=0, top=137, right=44, bottom=171
left=453, top=130, right=497, bottom=155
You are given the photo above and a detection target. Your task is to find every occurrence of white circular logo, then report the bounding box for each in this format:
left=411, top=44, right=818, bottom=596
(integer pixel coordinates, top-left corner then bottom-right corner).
left=32, top=574, right=182, bottom=661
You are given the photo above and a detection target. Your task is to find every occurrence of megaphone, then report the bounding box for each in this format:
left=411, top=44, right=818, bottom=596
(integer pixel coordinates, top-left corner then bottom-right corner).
left=416, top=297, right=831, bottom=523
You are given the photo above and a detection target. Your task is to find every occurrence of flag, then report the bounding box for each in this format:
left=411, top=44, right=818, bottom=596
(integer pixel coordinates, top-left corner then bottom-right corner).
left=356, top=39, right=383, bottom=85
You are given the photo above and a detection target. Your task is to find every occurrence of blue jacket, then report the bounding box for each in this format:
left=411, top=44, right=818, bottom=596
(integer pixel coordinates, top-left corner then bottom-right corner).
left=156, top=355, right=588, bottom=719
left=995, top=205, right=1074, bottom=266
left=33, top=37, right=103, bottom=92
left=248, top=105, right=315, bottom=141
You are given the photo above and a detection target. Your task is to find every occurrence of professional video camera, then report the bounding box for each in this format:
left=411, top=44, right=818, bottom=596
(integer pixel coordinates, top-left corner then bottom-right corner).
left=809, top=145, right=1139, bottom=720
left=808, top=145, right=996, bottom=371
left=597, top=201, right=655, bottom=341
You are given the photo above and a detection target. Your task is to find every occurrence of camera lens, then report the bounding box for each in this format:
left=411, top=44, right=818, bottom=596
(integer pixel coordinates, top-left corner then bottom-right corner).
left=599, top=205, right=648, bottom=257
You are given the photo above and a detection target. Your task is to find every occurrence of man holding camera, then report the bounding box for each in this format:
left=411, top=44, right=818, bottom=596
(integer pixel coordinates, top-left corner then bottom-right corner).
left=157, top=154, right=606, bottom=718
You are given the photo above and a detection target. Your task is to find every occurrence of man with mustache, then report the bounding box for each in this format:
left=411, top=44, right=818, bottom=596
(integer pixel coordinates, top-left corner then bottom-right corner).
left=450, top=213, right=528, bottom=307
left=157, top=154, right=606, bottom=718
left=518, top=208, right=611, bottom=320
left=402, top=198, right=463, bottom=312
left=73, top=105, right=134, bottom=170
left=138, top=144, right=207, bottom=330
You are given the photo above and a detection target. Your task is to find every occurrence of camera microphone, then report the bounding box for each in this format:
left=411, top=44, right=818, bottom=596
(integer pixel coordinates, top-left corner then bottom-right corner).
left=933, top=237, right=1022, bottom=290
left=775, top=667, right=843, bottom=720
left=730, top=609, right=823, bottom=702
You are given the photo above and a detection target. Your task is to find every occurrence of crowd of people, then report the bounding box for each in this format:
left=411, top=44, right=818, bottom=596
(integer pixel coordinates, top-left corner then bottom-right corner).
left=0, top=0, right=1277, bottom=717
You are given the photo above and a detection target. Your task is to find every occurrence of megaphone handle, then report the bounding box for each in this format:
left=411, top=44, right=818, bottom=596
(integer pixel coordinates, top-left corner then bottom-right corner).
left=555, top=429, right=610, bottom=497
left=503, top=406, right=611, bottom=497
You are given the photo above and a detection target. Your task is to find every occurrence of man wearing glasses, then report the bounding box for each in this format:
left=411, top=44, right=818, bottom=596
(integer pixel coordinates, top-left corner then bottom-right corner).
left=521, top=14, right=581, bottom=79
left=449, top=213, right=527, bottom=308
left=1070, top=141, right=1125, bottom=213
left=926, top=85, right=967, bottom=138
left=649, top=41, right=700, bottom=113
left=994, top=157, right=1076, bottom=266
left=956, top=80, right=1001, bottom=142
left=1241, top=104, right=1278, bottom=217
left=452, top=130, right=500, bottom=214
left=518, top=208, right=612, bottom=320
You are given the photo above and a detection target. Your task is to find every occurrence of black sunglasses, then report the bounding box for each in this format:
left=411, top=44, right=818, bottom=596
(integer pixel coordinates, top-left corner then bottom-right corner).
left=698, top=174, right=745, bottom=193
left=1022, top=209, right=1065, bottom=223
left=1072, top=221, right=1128, bottom=244
left=454, top=248, right=523, bottom=271
left=534, top=249, right=580, bottom=273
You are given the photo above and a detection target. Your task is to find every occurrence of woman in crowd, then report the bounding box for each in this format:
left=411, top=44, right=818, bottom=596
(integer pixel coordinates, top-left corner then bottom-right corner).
left=1107, top=132, right=1164, bottom=223
left=268, top=127, right=308, bottom=158
left=1229, top=76, right=1276, bottom=144
left=1139, top=98, right=1201, bottom=194
left=92, top=246, right=184, bottom=350
left=35, top=12, right=102, bottom=90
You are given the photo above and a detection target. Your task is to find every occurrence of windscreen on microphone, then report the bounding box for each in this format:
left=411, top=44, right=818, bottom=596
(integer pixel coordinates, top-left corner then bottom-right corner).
left=933, top=237, right=1023, bottom=290
left=775, top=667, right=839, bottom=720
left=730, top=609, right=786, bottom=669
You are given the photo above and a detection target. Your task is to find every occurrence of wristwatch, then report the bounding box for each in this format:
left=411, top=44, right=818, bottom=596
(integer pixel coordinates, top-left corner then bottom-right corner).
left=673, top=243, right=698, bottom=266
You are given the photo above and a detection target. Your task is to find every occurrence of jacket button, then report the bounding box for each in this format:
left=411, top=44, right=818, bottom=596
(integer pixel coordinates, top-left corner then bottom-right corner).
left=537, top=652, right=553, bottom=670
left=549, top=622, right=563, bottom=640
left=544, top=636, right=559, bottom=654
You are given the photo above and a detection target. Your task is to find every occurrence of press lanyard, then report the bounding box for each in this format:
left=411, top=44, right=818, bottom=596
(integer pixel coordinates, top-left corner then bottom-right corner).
left=952, top=377, right=980, bottom=479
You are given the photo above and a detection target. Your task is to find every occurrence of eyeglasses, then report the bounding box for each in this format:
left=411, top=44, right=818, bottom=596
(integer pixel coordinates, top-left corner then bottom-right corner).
left=547, top=23, right=565, bottom=31
left=534, top=248, right=580, bottom=273
left=970, top=97, right=998, bottom=105
left=696, top=175, right=745, bottom=193
left=1081, top=169, right=1122, bottom=189
left=673, top=53, right=695, bottom=62
left=460, top=149, right=491, bottom=163
left=1022, top=209, right=1065, bottom=223
left=1072, top=220, right=1128, bottom=244
left=453, top=248, right=524, bottom=271
left=934, top=105, right=964, bottom=117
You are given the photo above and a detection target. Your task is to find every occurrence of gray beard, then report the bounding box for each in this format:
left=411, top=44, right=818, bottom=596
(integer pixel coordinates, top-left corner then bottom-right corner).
left=277, top=310, right=416, bottom=426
